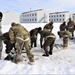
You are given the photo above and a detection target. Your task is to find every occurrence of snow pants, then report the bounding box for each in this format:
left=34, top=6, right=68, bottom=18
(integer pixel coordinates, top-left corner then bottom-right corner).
left=15, top=37, right=34, bottom=63
left=43, top=36, right=56, bottom=55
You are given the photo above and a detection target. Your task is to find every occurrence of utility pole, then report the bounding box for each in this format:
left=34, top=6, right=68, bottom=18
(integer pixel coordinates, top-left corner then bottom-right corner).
left=0, top=12, right=3, bottom=59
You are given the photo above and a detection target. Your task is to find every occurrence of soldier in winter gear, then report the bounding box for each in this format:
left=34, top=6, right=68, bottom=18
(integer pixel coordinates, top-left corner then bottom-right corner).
left=58, top=31, right=71, bottom=49
left=59, top=21, right=67, bottom=38
left=39, top=29, right=56, bottom=56
left=66, top=18, right=75, bottom=39
left=0, top=12, right=3, bottom=59
left=30, top=27, right=42, bottom=48
left=3, top=32, right=24, bottom=61
left=43, top=21, right=54, bottom=32
left=2, top=32, right=15, bottom=54
left=9, top=22, right=34, bottom=64
left=60, top=21, right=66, bottom=31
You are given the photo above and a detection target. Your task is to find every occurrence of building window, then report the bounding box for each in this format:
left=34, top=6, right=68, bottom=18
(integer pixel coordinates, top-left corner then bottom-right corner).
left=30, top=14, right=31, bottom=16
left=57, top=15, right=58, bottom=17
left=63, top=15, right=64, bottom=17
left=57, top=19, right=58, bottom=21
left=60, top=15, right=61, bottom=17
left=30, top=19, right=31, bottom=21
left=60, top=19, right=61, bottom=21
left=63, top=19, right=64, bottom=21
left=35, top=18, right=37, bottom=21
left=35, top=13, right=37, bottom=16
left=54, top=15, right=55, bottom=17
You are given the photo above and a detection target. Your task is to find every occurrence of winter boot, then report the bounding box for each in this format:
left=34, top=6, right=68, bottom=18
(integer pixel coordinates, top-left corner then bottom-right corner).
left=4, top=54, right=14, bottom=61
left=42, top=53, right=49, bottom=57
left=28, top=61, right=34, bottom=65
left=49, top=51, right=52, bottom=55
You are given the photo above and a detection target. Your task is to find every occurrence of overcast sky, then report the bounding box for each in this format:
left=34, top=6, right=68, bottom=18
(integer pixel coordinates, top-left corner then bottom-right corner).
left=0, top=0, right=75, bottom=14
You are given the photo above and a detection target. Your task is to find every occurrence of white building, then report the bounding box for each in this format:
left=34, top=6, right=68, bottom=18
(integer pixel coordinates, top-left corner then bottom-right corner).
left=20, top=9, right=49, bottom=23
left=2, top=11, right=20, bottom=25
left=49, top=11, right=73, bottom=23
left=72, top=14, right=75, bottom=22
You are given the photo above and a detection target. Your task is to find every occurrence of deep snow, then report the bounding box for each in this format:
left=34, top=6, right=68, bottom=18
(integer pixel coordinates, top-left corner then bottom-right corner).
left=0, top=23, right=75, bottom=74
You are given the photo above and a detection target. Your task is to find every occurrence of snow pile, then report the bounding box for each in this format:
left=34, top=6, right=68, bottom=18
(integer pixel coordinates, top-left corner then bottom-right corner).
left=0, top=23, right=75, bottom=74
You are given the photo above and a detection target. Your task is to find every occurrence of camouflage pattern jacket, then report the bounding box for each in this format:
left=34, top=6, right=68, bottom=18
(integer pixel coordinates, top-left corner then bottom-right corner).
left=9, top=24, right=30, bottom=44
left=43, top=23, right=53, bottom=32
left=67, top=21, right=75, bottom=30
left=60, top=23, right=66, bottom=31
left=39, top=30, right=56, bottom=47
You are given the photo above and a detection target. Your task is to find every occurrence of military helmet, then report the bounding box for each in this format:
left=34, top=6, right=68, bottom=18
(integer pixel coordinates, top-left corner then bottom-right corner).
left=50, top=21, right=53, bottom=25
left=69, top=18, right=71, bottom=21
left=57, top=31, right=60, bottom=35
left=38, top=27, right=42, bottom=31
left=63, top=21, right=66, bottom=24
left=11, top=22, right=16, bottom=26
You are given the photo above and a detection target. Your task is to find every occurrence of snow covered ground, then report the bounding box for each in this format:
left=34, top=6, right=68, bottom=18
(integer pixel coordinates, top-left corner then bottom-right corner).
left=0, top=23, right=75, bottom=74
